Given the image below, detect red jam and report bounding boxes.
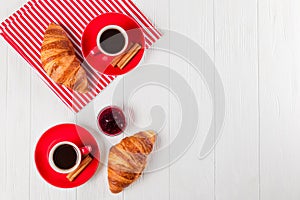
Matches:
[97,106,126,136]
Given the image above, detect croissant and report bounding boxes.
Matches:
[108,130,157,193]
[41,23,89,93]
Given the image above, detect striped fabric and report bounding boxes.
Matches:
[0,0,161,113]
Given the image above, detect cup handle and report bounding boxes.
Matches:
[79,145,92,155]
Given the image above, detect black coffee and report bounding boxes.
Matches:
[53,144,78,170]
[100,29,126,54]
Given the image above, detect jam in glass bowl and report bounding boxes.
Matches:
[97,106,126,136]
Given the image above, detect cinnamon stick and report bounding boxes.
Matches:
[119,44,141,69]
[66,155,93,182]
[110,43,134,67]
[116,43,141,69]
[111,54,125,67]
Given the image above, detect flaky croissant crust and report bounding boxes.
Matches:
[108,130,156,193]
[41,23,89,93]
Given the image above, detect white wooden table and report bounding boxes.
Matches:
[1,0,300,199]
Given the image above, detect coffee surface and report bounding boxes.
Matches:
[100,29,126,54]
[53,144,78,170]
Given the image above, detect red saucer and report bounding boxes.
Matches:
[81,13,145,76]
[34,124,100,188]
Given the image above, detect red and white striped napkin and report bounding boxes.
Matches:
[0,0,161,113]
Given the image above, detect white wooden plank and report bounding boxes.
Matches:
[123,1,170,200]
[259,0,300,199]
[0,33,9,200]
[2,45,31,200]
[0,1,32,199]
[214,0,260,199]
[0,4,10,199]
[169,0,215,199]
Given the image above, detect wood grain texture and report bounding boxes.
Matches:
[169,0,215,199]
[3,43,31,200]
[0,39,8,200]
[0,1,31,199]
[214,0,260,199]
[259,0,300,199]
